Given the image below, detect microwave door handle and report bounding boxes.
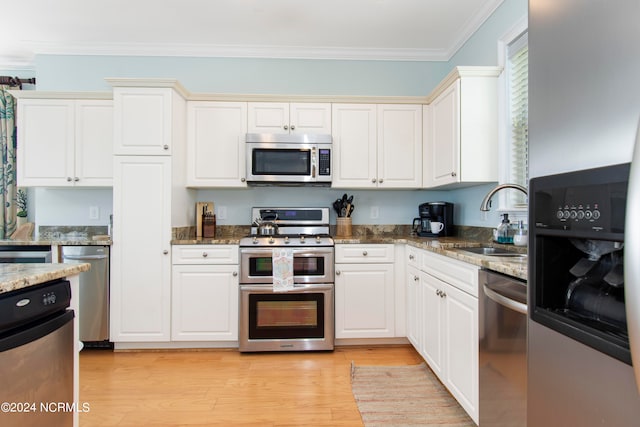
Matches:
[626,117,640,393]
[311,147,317,178]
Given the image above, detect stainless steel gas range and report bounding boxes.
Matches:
[238,207,335,352]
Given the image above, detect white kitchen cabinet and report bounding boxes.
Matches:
[112,85,187,155]
[186,101,248,187]
[111,155,173,342]
[247,102,331,134]
[331,103,422,188]
[171,245,239,341]
[16,98,113,187]
[406,265,422,349]
[423,66,501,188]
[335,244,395,339]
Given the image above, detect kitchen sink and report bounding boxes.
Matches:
[459,247,527,257]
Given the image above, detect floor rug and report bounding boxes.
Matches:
[350,362,476,427]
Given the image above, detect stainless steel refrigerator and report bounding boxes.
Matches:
[528,0,640,426]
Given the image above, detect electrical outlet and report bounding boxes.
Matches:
[218,206,228,220]
[370,206,379,219]
[89,206,99,220]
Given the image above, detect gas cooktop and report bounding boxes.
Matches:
[240,207,333,247]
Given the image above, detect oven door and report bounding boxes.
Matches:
[240,247,334,284]
[239,283,334,352]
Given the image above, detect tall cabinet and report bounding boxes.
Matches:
[108,79,195,346]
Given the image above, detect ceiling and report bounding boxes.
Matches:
[1,0,504,69]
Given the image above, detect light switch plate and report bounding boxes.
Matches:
[89,206,99,220]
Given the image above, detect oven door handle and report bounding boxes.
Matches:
[240,284,334,292]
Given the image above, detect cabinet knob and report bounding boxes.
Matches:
[67,177,72,182]
[202,252,208,257]
[336,270,341,275]
[163,250,169,255]
[441,291,447,298]
[362,251,368,256]
[284,125,289,130]
[74,177,79,182]
[372,178,377,183]
[290,125,295,130]
[379,179,384,183]
[409,254,414,260]
[451,172,457,177]
[241,177,246,182]
[414,275,419,281]
[233,271,238,277]
[436,289,441,297]
[163,145,169,150]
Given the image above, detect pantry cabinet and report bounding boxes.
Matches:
[335,244,395,338]
[16,97,113,187]
[423,66,502,188]
[247,102,331,134]
[331,104,422,188]
[186,101,248,187]
[171,245,239,341]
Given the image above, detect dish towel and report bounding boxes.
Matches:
[272,248,294,292]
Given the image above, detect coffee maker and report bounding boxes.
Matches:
[412,202,454,237]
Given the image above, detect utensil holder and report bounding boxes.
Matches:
[336,217,352,238]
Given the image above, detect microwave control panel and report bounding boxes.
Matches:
[318,149,331,176]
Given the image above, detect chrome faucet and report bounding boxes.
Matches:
[480,183,528,211]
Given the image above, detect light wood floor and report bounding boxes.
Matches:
[79,345,423,427]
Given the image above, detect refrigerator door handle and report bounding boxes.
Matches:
[625,117,640,392]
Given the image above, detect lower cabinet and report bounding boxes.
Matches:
[406,247,479,424]
[335,244,395,339]
[171,245,239,342]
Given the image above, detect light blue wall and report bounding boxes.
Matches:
[26,0,527,230]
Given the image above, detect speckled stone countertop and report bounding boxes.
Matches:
[0,225,112,246]
[172,224,528,281]
[0,262,91,294]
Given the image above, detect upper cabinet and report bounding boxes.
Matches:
[332,103,422,189]
[248,102,331,134]
[186,101,248,187]
[423,66,502,189]
[16,97,113,187]
[113,86,187,156]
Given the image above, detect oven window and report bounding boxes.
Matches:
[252,149,311,176]
[249,256,325,277]
[248,293,324,339]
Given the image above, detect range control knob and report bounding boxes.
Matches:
[593,210,601,220]
[268,237,274,244]
[252,236,259,244]
[316,236,322,243]
[300,235,306,243]
[284,236,290,244]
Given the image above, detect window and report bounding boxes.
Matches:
[498,17,528,212]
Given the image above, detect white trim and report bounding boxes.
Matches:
[496,15,528,214]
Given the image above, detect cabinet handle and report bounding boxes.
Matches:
[362,251,368,256]
[372,178,377,183]
[202,252,208,257]
[163,250,169,255]
[233,271,238,277]
[284,125,289,130]
[451,172,457,177]
[336,270,341,275]
[164,145,169,150]
[291,125,296,131]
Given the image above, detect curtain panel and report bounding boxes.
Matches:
[0,85,18,238]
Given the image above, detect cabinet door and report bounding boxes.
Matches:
[406,265,422,349]
[75,100,113,186]
[16,99,75,186]
[113,87,173,155]
[289,103,331,134]
[111,156,172,342]
[331,104,377,188]
[426,80,460,187]
[172,264,239,341]
[247,102,289,134]
[421,271,445,378]
[377,104,422,188]
[443,281,479,423]
[187,101,248,187]
[335,263,395,338]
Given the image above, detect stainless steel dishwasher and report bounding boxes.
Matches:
[479,269,527,426]
[62,245,110,344]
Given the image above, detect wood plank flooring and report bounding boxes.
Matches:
[79,345,423,427]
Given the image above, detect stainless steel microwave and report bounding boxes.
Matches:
[245,133,332,185]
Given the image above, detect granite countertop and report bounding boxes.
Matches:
[0,226,113,246]
[0,238,112,246]
[0,262,91,294]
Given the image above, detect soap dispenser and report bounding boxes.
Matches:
[496,213,513,244]
[514,220,528,246]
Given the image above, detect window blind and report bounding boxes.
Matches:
[508,33,528,208]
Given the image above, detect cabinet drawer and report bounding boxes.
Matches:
[172,245,239,264]
[335,244,394,263]
[406,245,422,268]
[421,250,479,297]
